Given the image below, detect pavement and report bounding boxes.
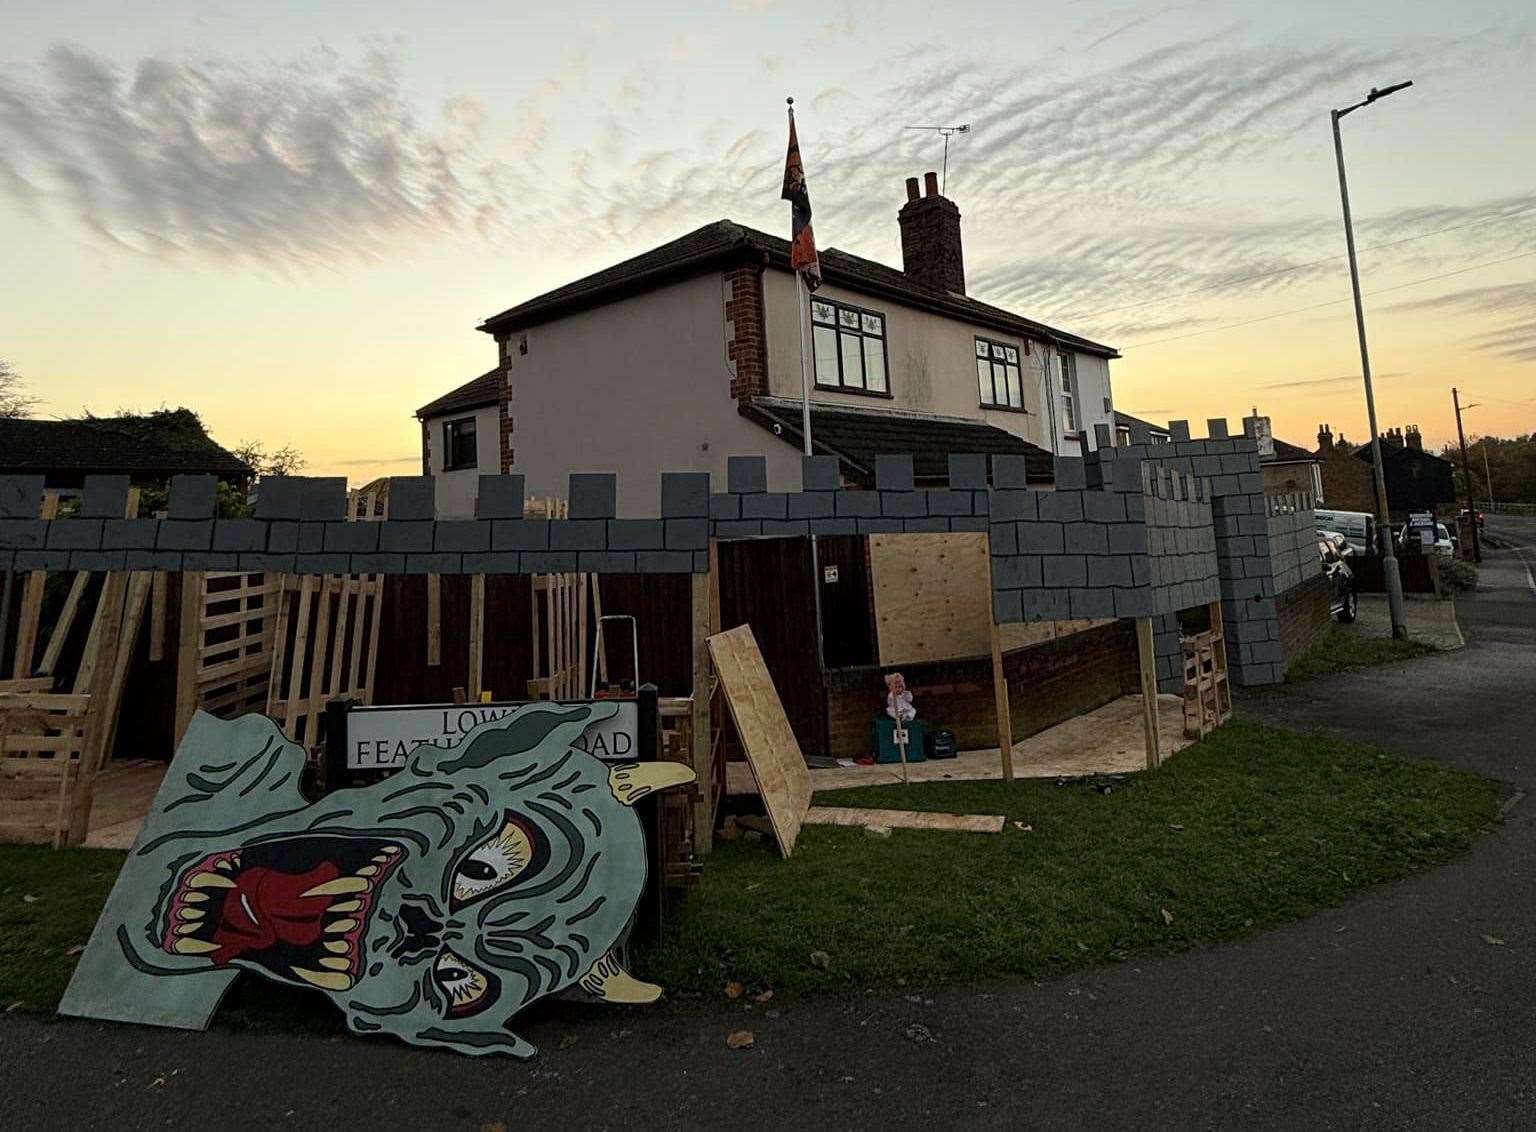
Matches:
[1348,591,1465,650]
[4,518,1534,1130]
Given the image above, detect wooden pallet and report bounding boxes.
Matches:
[0,690,89,846]
[1181,604,1232,739]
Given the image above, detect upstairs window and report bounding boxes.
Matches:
[1057,353,1078,433]
[811,298,889,395]
[443,416,478,471]
[976,338,1024,410]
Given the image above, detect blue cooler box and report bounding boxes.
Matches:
[872,716,927,764]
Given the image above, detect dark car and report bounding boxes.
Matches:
[1319,536,1357,622]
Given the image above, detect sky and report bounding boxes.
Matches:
[1,0,1533,483]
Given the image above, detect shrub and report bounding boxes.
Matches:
[1439,559,1478,592]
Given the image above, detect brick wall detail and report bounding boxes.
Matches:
[723,264,768,400]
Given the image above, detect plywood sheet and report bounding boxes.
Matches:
[805,806,1005,834]
[869,532,991,665]
[707,624,811,857]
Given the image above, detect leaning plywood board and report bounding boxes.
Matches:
[869,532,991,665]
[805,807,1005,834]
[707,624,812,858]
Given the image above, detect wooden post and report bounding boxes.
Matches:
[467,573,485,700]
[148,570,168,662]
[1136,616,1161,770]
[174,571,206,746]
[690,569,714,853]
[989,616,1014,783]
[426,574,442,667]
[38,571,90,676]
[11,493,60,676]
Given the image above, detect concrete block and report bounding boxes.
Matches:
[800,455,840,492]
[1021,589,1071,621]
[987,522,1017,555]
[809,518,858,536]
[349,554,407,574]
[389,476,438,520]
[295,553,351,575]
[80,475,132,519]
[1125,494,1145,521]
[299,477,348,521]
[147,551,185,571]
[661,471,711,516]
[1070,588,1116,619]
[1206,418,1229,439]
[995,554,1042,589]
[577,551,637,574]
[1107,525,1146,554]
[68,550,125,571]
[548,519,607,551]
[742,492,789,521]
[168,474,218,519]
[713,520,762,540]
[119,550,159,570]
[993,590,1023,624]
[1065,524,1109,555]
[693,552,711,573]
[45,519,103,551]
[991,490,1035,522]
[1017,521,1065,555]
[1038,491,1083,523]
[156,520,212,551]
[835,491,881,518]
[949,517,989,533]
[727,456,767,494]
[0,519,46,551]
[1043,556,1087,588]
[635,551,694,573]
[992,454,1030,489]
[379,521,436,553]
[875,454,914,491]
[0,476,45,519]
[211,520,267,552]
[902,517,950,533]
[1054,456,1087,489]
[325,522,381,553]
[857,518,904,534]
[264,521,298,553]
[405,553,464,575]
[787,492,835,519]
[255,477,304,520]
[607,519,663,551]
[476,475,528,520]
[665,518,710,550]
[760,519,811,537]
[881,491,927,518]
[710,493,740,521]
[948,453,988,490]
[435,520,491,553]
[1114,588,1152,618]
[1169,420,1191,442]
[236,553,292,572]
[297,524,325,553]
[1237,473,1264,494]
[459,552,514,574]
[182,552,240,571]
[1083,492,1125,523]
[1093,422,1114,449]
[568,473,617,519]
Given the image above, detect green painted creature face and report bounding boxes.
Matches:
[124,702,655,1058]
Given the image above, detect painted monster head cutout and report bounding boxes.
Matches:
[59,702,694,1058]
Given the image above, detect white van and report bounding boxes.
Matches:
[1313,509,1377,555]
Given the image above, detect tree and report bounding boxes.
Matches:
[230,440,307,478]
[0,359,36,418]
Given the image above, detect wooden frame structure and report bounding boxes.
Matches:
[1181,601,1232,739]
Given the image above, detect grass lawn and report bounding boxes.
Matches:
[0,720,1499,1023]
[1286,629,1436,682]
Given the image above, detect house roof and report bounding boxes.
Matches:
[0,416,252,480]
[1112,411,1170,439]
[415,368,503,419]
[1265,437,1317,464]
[476,220,1118,359]
[741,397,1055,484]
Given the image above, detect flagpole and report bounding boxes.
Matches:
[789,98,814,457]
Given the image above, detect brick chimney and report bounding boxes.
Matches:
[1379,427,1404,451]
[1404,424,1423,451]
[1317,424,1333,453]
[898,171,965,294]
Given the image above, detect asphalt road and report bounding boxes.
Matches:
[4,532,1533,1131]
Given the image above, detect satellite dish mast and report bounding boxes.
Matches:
[903,124,971,194]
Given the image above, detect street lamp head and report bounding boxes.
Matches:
[1366,80,1414,103]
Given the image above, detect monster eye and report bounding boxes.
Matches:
[432,948,497,1018]
[451,813,544,909]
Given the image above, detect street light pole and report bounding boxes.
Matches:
[1452,387,1481,562]
[1331,81,1412,640]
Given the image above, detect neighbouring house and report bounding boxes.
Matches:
[416,170,1120,515]
[0,411,252,496]
[1313,423,1455,519]
[1261,437,1323,498]
[1113,411,1171,447]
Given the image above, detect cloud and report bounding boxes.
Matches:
[0,45,504,265]
[1382,280,1536,361]
[331,454,421,467]
[1257,371,1406,390]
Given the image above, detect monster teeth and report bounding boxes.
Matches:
[300,876,369,899]
[372,854,391,864]
[182,891,209,904]
[326,918,358,935]
[328,900,362,914]
[380,846,399,855]
[178,907,204,922]
[172,937,219,955]
[291,967,353,992]
[319,956,351,971]
[356,866,379,878]
[215,859,233,872]
[175,922,204,936]
[189,872,235,889]
[324,940,350,955]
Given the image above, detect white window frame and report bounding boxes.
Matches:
[975,337,1025,411]
[1057,353,1078,434]
[810,297,889,396]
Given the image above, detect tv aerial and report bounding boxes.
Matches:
[903,124,971,194]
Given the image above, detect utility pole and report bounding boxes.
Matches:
[1452,387,1481,562]
[1332,81,1412,639]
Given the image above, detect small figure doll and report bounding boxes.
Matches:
[884,671,916,723]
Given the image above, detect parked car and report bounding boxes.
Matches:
[1397,521,1456,557]
[1313,508,1377,556]
[1319,536,1357,622]
[1459,507,1485,530]
[1317,529,1354,558]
